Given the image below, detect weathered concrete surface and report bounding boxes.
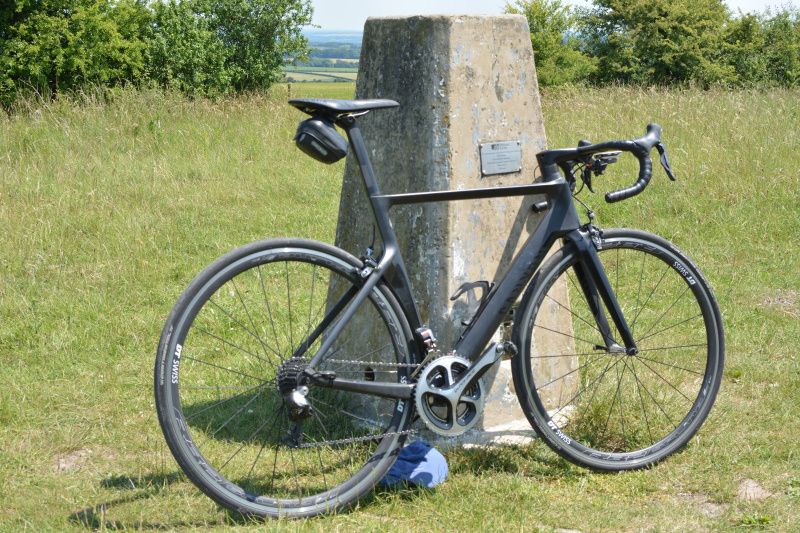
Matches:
[334,15,576,442]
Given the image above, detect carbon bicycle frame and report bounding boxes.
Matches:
[304,117,637,401]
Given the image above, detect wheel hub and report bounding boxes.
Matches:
[277,358,312,421]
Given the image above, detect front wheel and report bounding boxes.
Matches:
[155,239,417,518]
[512,229,724,470]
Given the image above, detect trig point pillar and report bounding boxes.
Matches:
[334,15,576,444]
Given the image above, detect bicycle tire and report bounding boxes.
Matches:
[511,229,724,470]
[155,239,417,518]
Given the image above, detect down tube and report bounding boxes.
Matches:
[454,189,581,361]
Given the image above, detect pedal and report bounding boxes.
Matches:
[450,281,493,326]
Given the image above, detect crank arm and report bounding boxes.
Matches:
[438,342,515,405]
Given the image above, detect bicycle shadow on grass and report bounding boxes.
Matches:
[446,440,587,481]
[68,471,238,530]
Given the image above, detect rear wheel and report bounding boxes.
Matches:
[512,229,724,470]
[155,239,417,518]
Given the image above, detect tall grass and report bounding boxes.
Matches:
[1,84,798,531]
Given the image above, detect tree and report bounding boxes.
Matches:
[197,0,313,91]
[147,0,231,96]
[761,10,800,86]
[581,0,734,86]
[723,14,768,86]
[505,0,596,86]
[0,0,150,104]
[1,0,313,105]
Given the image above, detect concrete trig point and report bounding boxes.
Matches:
[334,15,577,445]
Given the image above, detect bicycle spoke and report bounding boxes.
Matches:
[310,405,355,479]
[218,412,272,474]
[545,293,604,338]
[531,350,610,359]
[633,249,646,336]
[535,353,611,392]
[629,263,670,330]
[636,358,693,403]
[315,445,329,493]
[206,298,279,365]
[599,360,625,444]
[616,360,628,449]
[633,354,704,376]
[637,343,707,353]
[637,313,703,344]
[268,412,284,494]
[288,433,302,499]
[183,354,265,383]
[313,396,385,431]
[636,284,691,341]
[533,322,601,347]
[304,265,318,344]
[285,262,295,352]
[549,356,620,420]
[244,407,283,486]
[629,358,676,429]
[196,325,278,372]
[210,388,265,438]
[628,358,654,445]
[257,264,286,358]
[186,382,268,422]
[232,276,271,350]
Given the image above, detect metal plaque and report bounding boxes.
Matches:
[480,140,522,177]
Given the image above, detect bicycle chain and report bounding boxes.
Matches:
[323,358,421,369]
[298,429,417,449]
[296,351,470,447]
[297,356,431,449]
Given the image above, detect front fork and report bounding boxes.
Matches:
[566,227,639,355]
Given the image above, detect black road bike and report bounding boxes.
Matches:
[155,98,724,518]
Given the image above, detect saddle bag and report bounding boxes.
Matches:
[294,117,348,164]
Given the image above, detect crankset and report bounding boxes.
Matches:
[415,342,516,437]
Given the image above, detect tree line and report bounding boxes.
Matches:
[508,0,800,87]
[2,0,799,108]
[0,0,312,106]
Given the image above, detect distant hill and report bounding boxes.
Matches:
[303,29,363,47]
[285,29,362,82]
[302,29,363,60]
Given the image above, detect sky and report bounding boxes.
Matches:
[310,0,798,30]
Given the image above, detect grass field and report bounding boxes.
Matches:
[1,83,799,531]
[285,71,358,82]
[284,63,360,83]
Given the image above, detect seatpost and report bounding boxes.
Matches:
[340,116,383,198]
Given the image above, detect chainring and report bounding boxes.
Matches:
[414,354,485,437]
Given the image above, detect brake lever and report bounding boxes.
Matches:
[581,151,622,193]
[656,143,676,181]
[581,165,595,193]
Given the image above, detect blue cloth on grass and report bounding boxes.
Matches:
[381,441,448,489]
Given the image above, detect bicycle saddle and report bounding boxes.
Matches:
[289,98,400,117]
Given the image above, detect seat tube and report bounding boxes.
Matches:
[566,229,638,354]
[341,119,396,251]
[340,117,423,330]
